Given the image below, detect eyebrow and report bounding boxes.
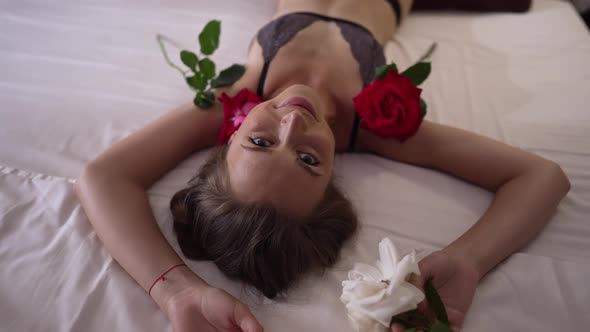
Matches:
[240,144,322,177]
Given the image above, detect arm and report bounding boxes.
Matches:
[75,99,263,332]
[363,121,570,330]
[74,102,223,309]
[358,120,571,278]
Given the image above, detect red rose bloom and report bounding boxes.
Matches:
[216,88,261,144]
[353,70,423,142]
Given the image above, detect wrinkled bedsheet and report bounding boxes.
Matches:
[1,0,589,331]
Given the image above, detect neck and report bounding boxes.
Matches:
[265,68,328,100]
[266,70,337,117]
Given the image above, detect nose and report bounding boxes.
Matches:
[280,110,307,145]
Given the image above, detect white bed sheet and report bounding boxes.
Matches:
[1,0,589,331]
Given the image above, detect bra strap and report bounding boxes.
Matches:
[387,0,402,25]
[257,61,271,98]
[348,113,362,152]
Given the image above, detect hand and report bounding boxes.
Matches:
[391,250,480,332]
[166,285,263,332]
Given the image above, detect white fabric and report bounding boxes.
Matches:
[1,0,589,331]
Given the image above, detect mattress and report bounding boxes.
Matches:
[1,0,589,331]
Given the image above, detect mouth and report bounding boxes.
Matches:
[278,96,318,122]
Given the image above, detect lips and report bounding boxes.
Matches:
[278,96,318,121]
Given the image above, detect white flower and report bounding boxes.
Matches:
[341,238,425,332]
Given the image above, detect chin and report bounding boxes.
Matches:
[282,84,317,98]
[280,84,326,116]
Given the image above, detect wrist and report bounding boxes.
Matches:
[442,246,483,281]
[149,264,208,317]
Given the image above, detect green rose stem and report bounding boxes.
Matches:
[156,34,190,77]
[390,279,453,332]
[157,20,246,109]
[417,42,437,63]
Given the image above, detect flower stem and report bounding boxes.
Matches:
[156,34,190,77]
[417,42,437,63]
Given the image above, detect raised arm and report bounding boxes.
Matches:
[360,120,570,277]
[74,100,262,331]
[358,120,570,330]
[75,101,222,290]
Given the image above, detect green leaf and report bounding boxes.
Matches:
[425,280,449,325]
[210,64,246,88]
[374,63,399,81]
[420,98,428,118]
[198,58,216,81]
[401,62,431,86]
[194,91,215,109]
[199,20,221,55]
[180,50,198,71]
[430,321,453,332]
[186,73,206,91]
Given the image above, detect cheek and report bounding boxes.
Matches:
[319,125,336,150]
[314,126,336,165]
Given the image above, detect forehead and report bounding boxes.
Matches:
[226,143,327,217]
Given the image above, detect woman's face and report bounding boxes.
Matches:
[227,84,336,217]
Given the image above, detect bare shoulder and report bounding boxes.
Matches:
[213,38,264,96]
[358,120,557,191]
[86,69,259,188]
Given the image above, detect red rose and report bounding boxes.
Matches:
[216,88,261,144]
[353,70,423,142]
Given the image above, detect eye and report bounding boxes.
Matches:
[298,152,320,166]
[249,136,273,148]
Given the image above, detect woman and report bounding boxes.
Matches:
[74,0,566,332]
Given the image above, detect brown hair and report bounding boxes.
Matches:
[170,145,358,298]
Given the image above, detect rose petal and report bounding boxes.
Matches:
[216,88,261,144]
[353,70,424,141]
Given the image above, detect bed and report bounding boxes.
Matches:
[1,0,589,331]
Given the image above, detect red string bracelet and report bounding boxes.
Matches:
[148,263,187,296]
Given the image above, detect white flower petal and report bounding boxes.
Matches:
[341,238,426,332]
[348,310,389,332]
[349,262,384,282]
[341,280,385,306]
[376,238,400,279]
[386,251,421,294]
[355,282,426,326]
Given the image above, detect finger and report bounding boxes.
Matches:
[408,276,429,315]
[408,273,422,288]
[446,306,465,330]
[234,303,263,332]
[416,300,429,314]
[413,265,430,289]
[391,323,405,332]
